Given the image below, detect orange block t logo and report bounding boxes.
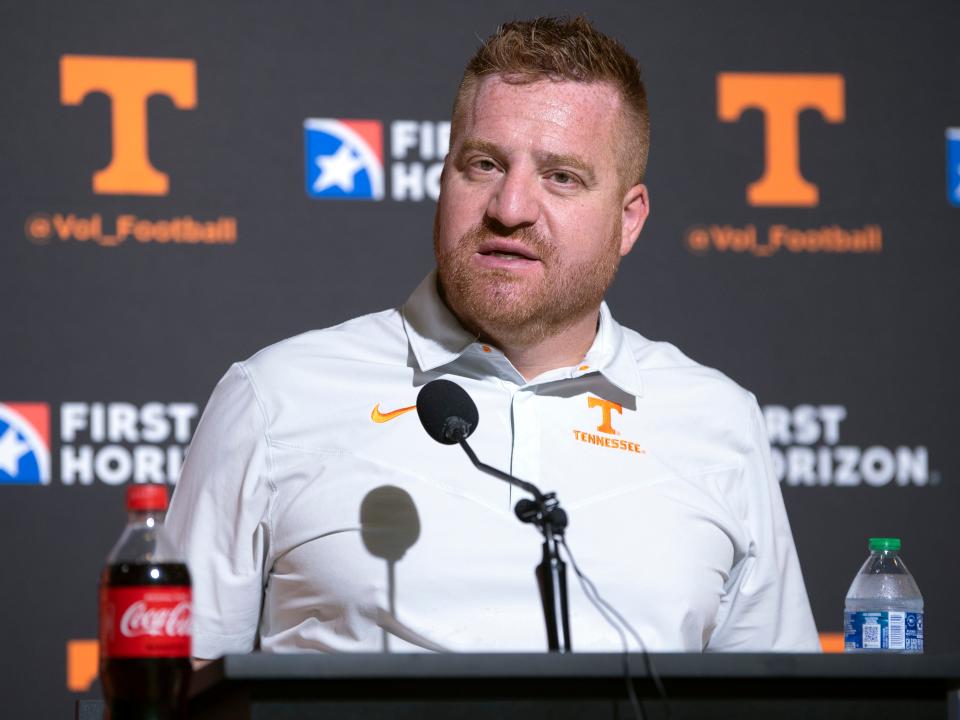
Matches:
[587,396,622,436]
[66,639,98,691]
[60,55,197,196]
[717,73,845,207]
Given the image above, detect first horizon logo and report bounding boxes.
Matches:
[0,402,199,486]
[947,127,960,207]
[304,118,449,202]
[764,404,933,487]
[305,119,385,200]
[0,403,51,485]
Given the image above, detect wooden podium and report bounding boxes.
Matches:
[77,652,960,719]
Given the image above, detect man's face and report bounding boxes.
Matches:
[435,75,648,345]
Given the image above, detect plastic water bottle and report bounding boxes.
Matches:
[844,537,923,653]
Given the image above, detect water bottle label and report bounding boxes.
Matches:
[99,585,192,658]
[844,611,923,651]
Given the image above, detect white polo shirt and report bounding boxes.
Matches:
[166,272,820,658]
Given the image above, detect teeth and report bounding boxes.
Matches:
[491,252,523,259]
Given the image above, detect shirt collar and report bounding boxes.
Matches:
[401,271,477,372]
[401,271,644,398]
[585,302,644,398]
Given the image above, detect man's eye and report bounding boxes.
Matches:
[550,171,577,185]
[473,159,497,172]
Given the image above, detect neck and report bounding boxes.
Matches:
[482,309,600,381]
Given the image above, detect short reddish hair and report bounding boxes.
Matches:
[451,16,650,187]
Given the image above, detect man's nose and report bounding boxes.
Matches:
[485,169,540,229]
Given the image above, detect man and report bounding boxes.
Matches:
[167,16,820,658]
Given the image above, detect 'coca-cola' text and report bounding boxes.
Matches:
[99,586,191,658]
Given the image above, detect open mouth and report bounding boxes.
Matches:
[485,251,532,260]
[476,240,540,262]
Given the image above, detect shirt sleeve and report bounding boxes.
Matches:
[706,393,821,652]
[165,362,273,659]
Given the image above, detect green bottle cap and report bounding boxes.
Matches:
[868,537,901,552]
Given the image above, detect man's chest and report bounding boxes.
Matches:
[263,366,737,499]
[258,369,747,651]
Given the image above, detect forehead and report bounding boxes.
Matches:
[458,75,624,164]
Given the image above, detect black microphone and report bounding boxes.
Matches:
[416,379,548,504]
[416,379,479,444]
[415,378,572,653]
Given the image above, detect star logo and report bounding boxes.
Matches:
[948,127,960,207]
[313,143,365,194]
[0,403,51,485]
[0,427,29,476]
[304,118,384,200]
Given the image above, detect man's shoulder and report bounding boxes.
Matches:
[241,306,407,383]
[619,325,756,409]
[196,307,412,445]
[617,326,767,464]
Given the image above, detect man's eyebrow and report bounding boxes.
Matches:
[538,151,595,183]
[457,138,501,158]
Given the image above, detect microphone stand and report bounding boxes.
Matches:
[457,439,571,653]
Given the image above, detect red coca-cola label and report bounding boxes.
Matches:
[99,585,191,658]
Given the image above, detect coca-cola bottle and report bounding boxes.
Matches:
[99,484,192,719]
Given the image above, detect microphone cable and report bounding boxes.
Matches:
[558,537,671,720]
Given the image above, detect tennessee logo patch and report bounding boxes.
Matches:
[573,395,645,455]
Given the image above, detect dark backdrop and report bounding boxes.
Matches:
[2,1,958,716]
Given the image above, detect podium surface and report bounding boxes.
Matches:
[79,652,960,719]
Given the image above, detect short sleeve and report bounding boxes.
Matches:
[707,393,821,652]
[166,362,273,659]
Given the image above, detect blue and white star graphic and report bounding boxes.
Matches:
[313,143,366,194]
[0,405,50,485]
[948,127,960,208]
[0,426,29,476]
[304,119,385,200]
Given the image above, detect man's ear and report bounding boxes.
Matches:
[620,183,649,256]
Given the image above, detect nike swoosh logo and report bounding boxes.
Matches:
[371,403,416,423]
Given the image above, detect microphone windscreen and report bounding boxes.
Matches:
[416,379,479,444]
